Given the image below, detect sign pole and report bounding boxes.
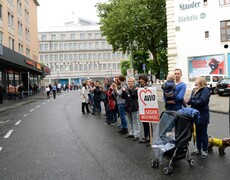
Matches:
[28,71,29,98]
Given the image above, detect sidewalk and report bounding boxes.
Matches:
[0,92,47,113]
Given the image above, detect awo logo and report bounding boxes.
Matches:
[139,89,155,106]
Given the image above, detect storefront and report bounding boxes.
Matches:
[0,45,49,95]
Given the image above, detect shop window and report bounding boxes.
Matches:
[220,20,230,42]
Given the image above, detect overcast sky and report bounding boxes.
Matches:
[37,0,108,28]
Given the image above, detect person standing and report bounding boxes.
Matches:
[185,77,210,159]
[138,75,151,144]
[81,82,90,114]
[0,84,4,104]
[91,81,102,115]
[114,75,128,135]
[52,84,57,99]
[165,68,186,111]
[46,86,50,99]
[122,77,140,141]
[18,83,24,100]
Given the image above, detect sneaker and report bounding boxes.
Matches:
[191,149,201,156]
[201,151,208,159]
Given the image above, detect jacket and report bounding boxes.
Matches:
[122,87,139,112]
[188,87,210,124]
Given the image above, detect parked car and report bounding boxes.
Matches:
[200,74,227,94]
[216,78,230,96]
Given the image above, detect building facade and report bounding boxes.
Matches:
[0,0,46,93]
[166,0,230,86]
[39,22,128,85]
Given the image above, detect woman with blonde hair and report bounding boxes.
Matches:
[185,76,210,159]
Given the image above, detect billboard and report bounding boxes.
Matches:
[188,54,225,81]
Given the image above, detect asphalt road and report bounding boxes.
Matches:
[0,91,230,180]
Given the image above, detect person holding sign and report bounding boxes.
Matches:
[165,68,186,111]
[138,75,151,145]
[122,77,140,141]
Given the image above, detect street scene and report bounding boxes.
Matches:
[0,0,230,179]
[0,90,229,179]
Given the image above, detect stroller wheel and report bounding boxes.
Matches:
[188,159,195,167]
[151,159,159,168]
[163,166,173,175]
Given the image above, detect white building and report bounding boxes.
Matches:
[38,19,128,85]
[166,0,230,87]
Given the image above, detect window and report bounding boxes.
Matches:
[78,43,82,49]
[219,0,230,5]
[9,37,15,50]
[64,54,68,61]
[83,43,87,49]
[61,34,66,40]
[0,4,3,19]
[205,31,209,38]
[0,32,3,44]
[95,42,99,49]
[74,43,77,50]
[69,43,73,50]
[103,53,106,59]
[102,42,105,49]
[45,55,49,61]
[74,54,77,60]
[99,64,102,70]
[55,54,58,61]
[88,53,92,60]
[70,34,75,40]
[25,9,29,23]
[88,33,92,39]
[25,28,30,41]
[83,54,87,60]
[59,43,63,50]
[50,55,54,61]
[59,54,63,61]
[80,33,85,39]
[8,12,14,27]
[51,34,56,40]
[18,43,23,54]
[17,0,22,14]
[64,43,68,50]
[40,55,44,61]
[18,21,23,35]
[220,20,230,42]
[69,54,73,61]
[95,33,99,39]
[79,54,82,60]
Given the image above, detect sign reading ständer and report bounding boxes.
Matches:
[138,87,159,123]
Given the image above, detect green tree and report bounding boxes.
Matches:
[120,60,130,76]
[97,0,167,78]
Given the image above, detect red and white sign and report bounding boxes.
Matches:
[138,87,159,123]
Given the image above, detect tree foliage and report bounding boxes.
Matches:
[96,0,168,77]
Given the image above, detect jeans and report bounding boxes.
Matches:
[93,101,101,113]
[108,111,117,124]
[196,124,208,152]
[127,111,140,138]
[117,103,127,129]
[82,102,90,113]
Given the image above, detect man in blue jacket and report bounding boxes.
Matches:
[165,68,186,111]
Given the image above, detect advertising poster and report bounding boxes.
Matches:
[188,54,225,81]
[138,87,159,123]
[228,54,230,77]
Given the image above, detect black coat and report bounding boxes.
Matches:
[188,87,210,124]
[122,87,139,112]
[93,86,102,102]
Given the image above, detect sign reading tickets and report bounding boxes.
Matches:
[138,87,159,123]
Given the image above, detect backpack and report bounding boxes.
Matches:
[100,91,107,101]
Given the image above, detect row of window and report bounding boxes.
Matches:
[41,32,103,41]
[48,63,120,73]
[40,52,127,62]
[40,41,112,51]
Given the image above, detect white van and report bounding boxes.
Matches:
[200,74,227,94]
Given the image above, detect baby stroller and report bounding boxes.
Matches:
[151,110,196,175]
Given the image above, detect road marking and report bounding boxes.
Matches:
[4,130,14,138]
[42,103,46,105]
[36,105,40,108]
[0,147,2,152]
[23,114,28,117]
[30,109,34,112]
[15,120,21,125]
[0,120,10,124]
[47,100,50,103]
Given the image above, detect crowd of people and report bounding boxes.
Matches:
[80,68,211,159]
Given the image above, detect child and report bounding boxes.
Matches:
[161,74,177,109]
